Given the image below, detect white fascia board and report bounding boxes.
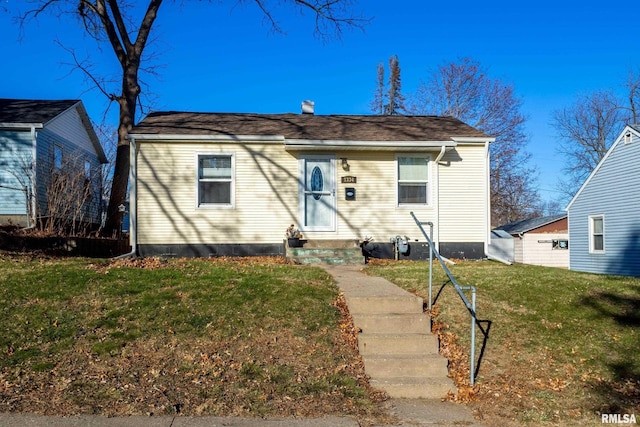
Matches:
[284,139,457,151]
[450,136,496,144]
[0,123,44,129]
[127,134,285,143]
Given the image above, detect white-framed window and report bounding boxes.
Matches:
[397,155,430,205]
[197,153,234,208]
[589,215,605,253]
[54,145,63,171]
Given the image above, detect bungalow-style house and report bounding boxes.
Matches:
[566,124,640,277]
[127,104,494,259]
[0,99,108,228]
[494,214,568,268]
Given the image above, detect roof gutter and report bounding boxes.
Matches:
[0,123,43,129]
[284,139,457,151]
[127,134,285,142]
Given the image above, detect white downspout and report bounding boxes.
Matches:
[433,145,446,251]
[115,137,137,259]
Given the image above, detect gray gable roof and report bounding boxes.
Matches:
[0,99,79,125]
[496,214,567,234]
[131,112,490,141]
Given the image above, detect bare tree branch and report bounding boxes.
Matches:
[552,90,629,198]
[408,57,537,225]
[17,0,368,235]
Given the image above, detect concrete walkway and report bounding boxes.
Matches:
[0,264,485,427]
[322,263,485,427]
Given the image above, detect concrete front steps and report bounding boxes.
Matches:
[286,239,363,265]
[348,285,455,399]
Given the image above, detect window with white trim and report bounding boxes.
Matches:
[197,154,234,207]
[590,215,604,253]
[397,156,429,205]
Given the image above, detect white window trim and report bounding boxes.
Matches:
[589,214,605,254]
[196,152,235,209]
[395,154,432,207]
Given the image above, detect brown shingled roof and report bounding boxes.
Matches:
[131,112,490,141]
[0,99,79,124]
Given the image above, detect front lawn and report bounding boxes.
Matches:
[0,254,387,422]
[366,260,640,426]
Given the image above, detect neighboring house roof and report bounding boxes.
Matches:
[566,124,640,210]
[130,112,491,142]
[0,99,79,125]
[0,98,107,163]
[495,214,567,235]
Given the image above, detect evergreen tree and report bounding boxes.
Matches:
[370,55,405,115]
[370,62,386,115]
[385,55,405,115]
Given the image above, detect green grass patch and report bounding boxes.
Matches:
[0,255,386,421]
[366,260,640,426]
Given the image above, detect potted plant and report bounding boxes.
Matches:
[285,224,303,248]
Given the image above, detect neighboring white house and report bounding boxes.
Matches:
[566,124,640,277]
[127,105,494,258]
[495,214,569,268]
[0,99,108,228]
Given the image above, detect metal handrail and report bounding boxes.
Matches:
[410,211,480,386]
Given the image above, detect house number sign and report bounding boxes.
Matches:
[341,176,357,184]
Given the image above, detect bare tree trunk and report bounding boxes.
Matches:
[103,65,139,236]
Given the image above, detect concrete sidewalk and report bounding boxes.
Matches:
[0,263,485,427]
[0,414,359,427]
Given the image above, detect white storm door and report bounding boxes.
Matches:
[299,156,336,231]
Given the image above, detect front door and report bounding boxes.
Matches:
[299,156,336,232]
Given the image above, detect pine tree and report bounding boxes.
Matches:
[385,55,405,115]
[370,55,405,115]
[370,62,386,115]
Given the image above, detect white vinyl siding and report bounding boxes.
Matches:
[438,145,488,243]
[520,233,569,268]
[135,141,489,247]
[137,142,298,244]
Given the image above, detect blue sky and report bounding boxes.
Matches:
[2,0,639,206]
